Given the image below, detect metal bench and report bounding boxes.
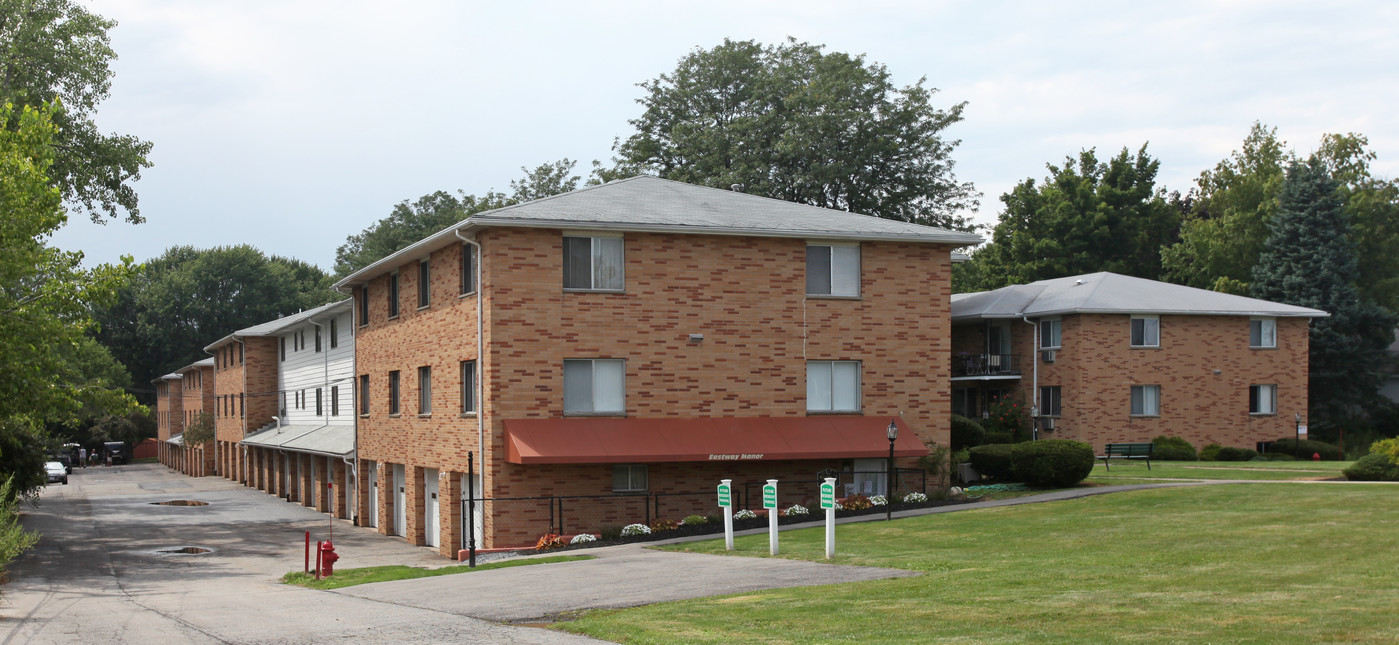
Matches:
[1099,442,1153,470]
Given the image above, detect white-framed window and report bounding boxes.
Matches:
[331,385,339,417]
[330,318,338,348]
[612,464,648,492]
[1249,384,1276,415]
[563,235,624,291]
[806,360,861,412]
[387,271,400,318]
[806,243,860,297]
[1250,318,1277,348]
[418,366,432,415]
[418,259,431,308]
[1130,315,1160,348]
[358,286,369,327]
[1130,385,1160,416]
[358,374,369,416]
[563,359,625,414]
[460,360,476,414]
[1040,385,1062,417]
[460,243,476,295]
[388,370,401,416]
[1040,319,1062,349]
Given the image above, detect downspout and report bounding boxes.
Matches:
[1022,317,1039,437]
[236,337,248,482]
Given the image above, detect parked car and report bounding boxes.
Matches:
[45,461,68,485]
[104,441,127,465]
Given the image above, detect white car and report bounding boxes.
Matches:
[45,461,68,485]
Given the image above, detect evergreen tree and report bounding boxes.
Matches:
[1250,158,1397,429]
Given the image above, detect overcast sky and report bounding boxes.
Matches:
[51,0,1399,272]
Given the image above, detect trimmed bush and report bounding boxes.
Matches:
[1216,446,1259,461]
[951,415,986,449]
[1343,453,1399,481]
[983,431,1014,445]
[1269,438,1341,461]
[1152,435,1197,461]
[680,514,709,526]
[1010,439,1095,488]
[968,443,1015,481]
[1199,443,1222,461]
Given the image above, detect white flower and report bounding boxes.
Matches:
[903,492,928,503]
[620,523,651,536]
[785,504,809,516]
[569,533,597,544]
[733,509,757,519]
[869,495,888,506]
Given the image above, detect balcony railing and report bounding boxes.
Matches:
[952,353,1022,378]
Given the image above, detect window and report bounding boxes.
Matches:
[239,392,244,418]
[1250,318,1277,348]
[315,387,323,416]
[1249,384,1276,415]
[279,391,287,417]
[238,343,244,364]
[460,360,476,414]
[563,235,624,290]
[418,366,432,415]
[460,243,476,295]
[358,286,369,327]
[806,244,860,297]
[330,318,339,348]
[612,465,648,492]
[1130,316,1159,347]
[1040,386,1062,417]
[280,337,286,361]
[806,360,861,412]
[418,259,431,308]
[388,370,401,415]
[1040,319,1062,349]
[1131,385,1160,416]
[359,375,369,415]
[330,385,339,416]
[563,359,625,414]
[388,271,400,318]
[314,326,322,352]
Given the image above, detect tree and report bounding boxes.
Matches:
[1249,158,1397,430]
[0,0,153,223]
[334,159,582,277]
[1315,133,1399,315]
[93,245,335,391]
[960,145,1179,290]
[608,38,978,230]
[0,101,138,500]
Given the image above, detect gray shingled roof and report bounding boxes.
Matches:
[241,424,353,457]
[203,299,350,352]
[335,175,982,289]
[952,272,1329,320]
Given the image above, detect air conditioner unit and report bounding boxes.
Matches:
[1041,417,1055,430]
[1041,349,1056,363]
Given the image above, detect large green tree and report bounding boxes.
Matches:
[1250,158,1397,430]
[94,246,335,391]
[0,0,152,223]
[959,145,1179,290]
[335,159,582,277]
[608,38,978,230]
[0,102,137,499]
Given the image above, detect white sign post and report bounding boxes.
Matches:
[717,479,733,551]
[763,479,778,555]
[820,477,836,559]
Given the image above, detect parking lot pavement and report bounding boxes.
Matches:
[3,463,608,644]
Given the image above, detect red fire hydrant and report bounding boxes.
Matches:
[1313,452,1321,462]
[319,540,339,577]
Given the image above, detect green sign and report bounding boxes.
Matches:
[762,483,777,509]
[717,483,732,508]
[819,482,835,510]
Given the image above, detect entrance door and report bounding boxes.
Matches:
[393,464,406,537]
[367,461,378,528]
[424,468,439,548]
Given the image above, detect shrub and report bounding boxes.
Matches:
[903,492,928,503]
[1367,437,1399,463]
[839,493,872,511]
[733,509,757,520]
[968,443,1016,481]
[951,415,986,449]
[1215,446,1258,461]
[599,525,623,540]
[535,534,566,551]
[984,397,1029,440]
[1343,453,1399,481]
[868,495,888,506]
[983,432,1014,445]
[1199,443,1222,461]
[1151,435,1198,461]
[680,514,708,526]
[1269,438,1341,461]
[1009,439,1095,488]
[620,523,651,537]
[649,518,678,531]
[568,533,597,544]
[784,504,809,517]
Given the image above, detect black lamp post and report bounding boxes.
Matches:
[886,420,898,522]
[1294,412,1302,459]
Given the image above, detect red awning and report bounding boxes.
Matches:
[504,416,928,465]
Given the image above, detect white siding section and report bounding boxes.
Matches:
[277,309,354,427]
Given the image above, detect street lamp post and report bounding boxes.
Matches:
[1294,412,1302,459]
[886,420,898,522]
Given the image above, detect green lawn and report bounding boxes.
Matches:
[558,484,1399,644]
[1087,459,1350,482]
[282,554,591,590]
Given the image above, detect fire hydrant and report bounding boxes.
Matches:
[319,540,339,577]
[1313,452,1321,462]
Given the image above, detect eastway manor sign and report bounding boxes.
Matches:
[708,453,764,460]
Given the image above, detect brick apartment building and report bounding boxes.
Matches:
[153,372,182,469]
[950,272,1327,450]
[160,358,216,475]
[334,176,980,555]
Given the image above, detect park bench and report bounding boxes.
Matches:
[1099,442,1153,470]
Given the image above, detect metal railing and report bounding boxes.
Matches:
[952,353,1022,377]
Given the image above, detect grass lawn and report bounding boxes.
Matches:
[1087,459,1350,482]
[558,483,1399,644]
[282,554,591,590]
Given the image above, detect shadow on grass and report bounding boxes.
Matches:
[282,554,593,590]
